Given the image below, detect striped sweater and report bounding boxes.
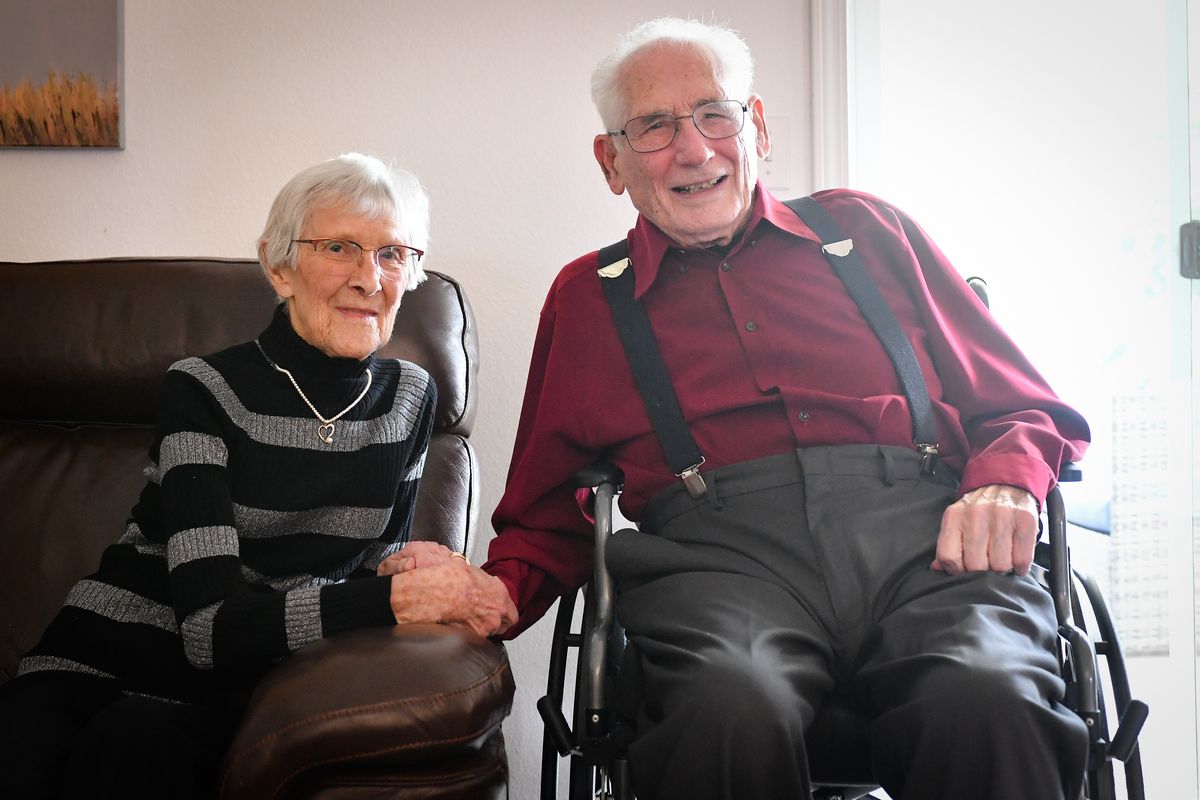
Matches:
[19,306,437,701]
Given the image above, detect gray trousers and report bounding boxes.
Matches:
[607,444,1088,800]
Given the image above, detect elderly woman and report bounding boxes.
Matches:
[0,153,516,799]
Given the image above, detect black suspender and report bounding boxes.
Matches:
[597,241,708,499]
[597,195,941,498]
[783,196,940,472]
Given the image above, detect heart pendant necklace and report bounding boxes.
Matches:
[255,340,372,444]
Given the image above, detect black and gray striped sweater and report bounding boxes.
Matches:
[19,306,436,701]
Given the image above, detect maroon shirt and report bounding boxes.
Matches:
[484,186,1089,636]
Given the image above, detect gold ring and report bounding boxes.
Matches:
[450,552,468,562]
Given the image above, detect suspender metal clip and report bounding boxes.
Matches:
[677,459,708,500]
[918,443,940,476]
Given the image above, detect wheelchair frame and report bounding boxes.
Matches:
[539,463,1148,800]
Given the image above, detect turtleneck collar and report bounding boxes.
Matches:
[256,304,377,381]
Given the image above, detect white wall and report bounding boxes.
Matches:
[847,2,1195,797]
[0,2,810,795]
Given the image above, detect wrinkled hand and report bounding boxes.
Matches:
[378,541,457,576]
[933,484,1039,576]
[389,560,518,638]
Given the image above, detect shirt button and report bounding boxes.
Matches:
[749,238,758,247]
[680,264,688,273]
[797,410,811,422]
[744,321,758,332]
[721,262,732,272]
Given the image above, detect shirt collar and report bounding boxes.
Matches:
[625,181,823,299]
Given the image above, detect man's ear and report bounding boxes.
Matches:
[748,95,771,160]
[593,134,627,196]
[261,242,295,300]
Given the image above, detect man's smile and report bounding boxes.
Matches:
[673,175,726,193]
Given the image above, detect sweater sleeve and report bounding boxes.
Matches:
[157,362,426,672]
[351,378,438,576]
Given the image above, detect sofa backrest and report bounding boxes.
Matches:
[0,258,481,682]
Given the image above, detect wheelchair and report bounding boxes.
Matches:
[537,459,1149,800]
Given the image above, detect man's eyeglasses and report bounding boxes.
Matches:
[293,238,423,281]
[608,100,749,153]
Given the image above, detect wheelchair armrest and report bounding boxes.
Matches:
[583,476,623,728]
[1059,461,1082,483]
[219,625,514,799]
[574,461,625,489]
[539,462,630,763]
[567,462,626,723]
[1042,461,1083,624]
[1044,486,1074,626]
[1043,484,1102,725]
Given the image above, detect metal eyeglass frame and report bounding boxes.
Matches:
[607,100,749,153]
[292,238,424,276]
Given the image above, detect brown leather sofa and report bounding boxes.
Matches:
[0,258,514,799]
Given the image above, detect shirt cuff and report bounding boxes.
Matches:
[957,452,1058,506]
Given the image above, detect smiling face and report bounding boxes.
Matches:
[263,202,407,359]
[593,43,770,249]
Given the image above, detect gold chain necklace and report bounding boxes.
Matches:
[255,339,372,444]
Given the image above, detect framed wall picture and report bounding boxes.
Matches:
[0,0,123,148]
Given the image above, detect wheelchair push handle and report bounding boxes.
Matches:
[965,275,989,308]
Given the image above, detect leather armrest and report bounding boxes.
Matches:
[219,624,514,799]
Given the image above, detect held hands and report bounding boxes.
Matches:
[377,541,458,576]
[383,543,517,638]
[933,484,1039,576]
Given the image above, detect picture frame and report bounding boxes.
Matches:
[0,0,124,148]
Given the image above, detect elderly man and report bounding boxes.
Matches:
[477,17,1089,800]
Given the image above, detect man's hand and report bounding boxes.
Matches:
[389,560,518,638]
[933,484,1039,576]
[377,541,457,576]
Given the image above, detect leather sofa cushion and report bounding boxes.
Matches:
[219,625,514,799]
[0,421,149,681]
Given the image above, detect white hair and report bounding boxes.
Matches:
[258,152,430,291]
[590,17,755,133]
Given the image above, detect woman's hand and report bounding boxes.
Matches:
[377,540,459,576]
[388,560,518,638]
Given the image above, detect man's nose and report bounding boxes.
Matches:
[672,117,714,163]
